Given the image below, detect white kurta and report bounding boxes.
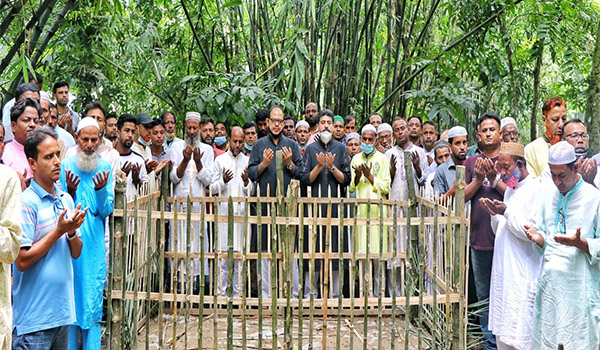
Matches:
[532,177,600,350]
[488,176,543,349]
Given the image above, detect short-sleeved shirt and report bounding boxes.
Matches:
[434,158,457,194]
[464,154,503,251]
[12,180,77,335]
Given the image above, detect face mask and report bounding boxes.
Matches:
[214,136,227,147]
[361,143,374,155]
[138,136,151,147]
[320,131,332,145]
[575,150,588,159]
[502,163,522,188]
[244,143,253,151]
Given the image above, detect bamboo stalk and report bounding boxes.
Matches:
[133,196,139,349]
[214,195,220,350]
[363,198,370,350]
[172,199,178,350]
[391,203,398,350]
[297,198,305,350]
[432,201,439,350]
[335,198,344,350]
[242,197,249,350]
[109,181,125,349]
[227,196,234,350]
[146,198,153,350]
[270,200,278,349]
[309,191,317,348]
[158,199,166,349]
[377,196,384,350]
[198,198,206,350]
[185,195,192,349]
[418,200,426,350]
[350,195,358,350]
[257,193,263,350]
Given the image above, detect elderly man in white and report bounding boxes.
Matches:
[210,126,252,297]
[168,111,215,293]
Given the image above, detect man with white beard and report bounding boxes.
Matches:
[168,111,215,293]
[59,118,113,349]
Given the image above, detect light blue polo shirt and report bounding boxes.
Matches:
[12,180,77,335]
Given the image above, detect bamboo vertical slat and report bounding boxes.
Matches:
[257,194,264,350]
[391,202,398,350]
[452,166,467,350]
[109,181,125,350]
[185,195,192,350]
[297,198,305,350]
[335,198,344,350]
[241,197,249,350]
[377,196,384,350]
[363,199,370,350]
[172,199,178,350]
[198,198,206,350]
[213,196,220,350]
[227,196,234,350]
[145,198,153,350]
[158,198,166,350]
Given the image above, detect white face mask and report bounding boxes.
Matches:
[320,131,332,145]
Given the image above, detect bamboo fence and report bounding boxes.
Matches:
[106,153,469,350]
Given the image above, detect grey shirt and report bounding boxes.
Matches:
[433,158,457,194]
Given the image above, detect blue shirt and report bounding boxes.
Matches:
[12,180,77,335]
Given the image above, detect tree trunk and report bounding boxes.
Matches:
[0,0,27,40]
[499,14,518,117]
[529,39,544,142]
[585,21,600,153]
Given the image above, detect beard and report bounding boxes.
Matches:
[76,147,99,173]
[185,134,201,148]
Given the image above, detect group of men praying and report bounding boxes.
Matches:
[0,79,598,350]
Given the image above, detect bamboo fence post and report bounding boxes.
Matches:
[418,200,426,349]
[133,196,139,349]
[284,181,298,350]
[363,199,371,350]
[109,181,125,349]
[297,198,305,350]
[145,198,153,350]
[172,199,178,350]
[309,192,317,348]
[335,198,344,350]
[432,200,439,350]
[322,199,332,350]
[185,195,192,349]
[377,195,384,350]
[198,198,206,350]
[227,196,234,350]
[404,197,412,350]
[270,200,278,349]
[158,198,166,349]
[350,198,358,350]
[242,197,249,350]
[214,195,220,350]
[257,193,264,350]
[452,166,467,350]
[391,202,398,350]
[445,199,452,345]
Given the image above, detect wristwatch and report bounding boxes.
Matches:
[331,166,337,173]
[287,163,294,170]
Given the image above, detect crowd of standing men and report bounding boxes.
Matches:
[0,77,598,350]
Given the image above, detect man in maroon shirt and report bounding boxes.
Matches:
[463,113,506,349]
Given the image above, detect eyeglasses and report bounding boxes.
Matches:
[503,131,519,137]
[269,118,284,125]
[565,133,589,140]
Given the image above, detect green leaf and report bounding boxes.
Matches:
[223,0,242,8]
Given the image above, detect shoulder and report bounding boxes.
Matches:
[0,164,19,183]
[525,137,547,151]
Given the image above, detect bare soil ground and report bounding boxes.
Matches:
[136,313,431,350]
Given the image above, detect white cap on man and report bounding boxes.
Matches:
[447,126,467,138]
[361,124,377,135]
[548,140,576,165]
[500,117,517,130]
[76,117,100,133]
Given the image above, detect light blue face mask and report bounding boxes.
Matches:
[138,136,151,147]
[244,143,253,151]
[361,143,374,155]
[214,136,227,146]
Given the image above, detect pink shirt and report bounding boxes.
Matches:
[1,140,32,179]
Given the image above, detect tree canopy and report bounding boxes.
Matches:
[1,0,599,145]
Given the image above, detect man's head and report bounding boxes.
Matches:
[407,115,422,141]
[369,113,382,129]
[267,106,285,138]
[200,117,215,145]
[40,98,50,126]
[10,98,40,145]
[105,114,119,141]
[184,112,202,146]
[361,124,377,155]
[421,121,437,150]
[377,123,393,151]
[295,120,310,146]
[346,132,361,157]
[52,81,70,107]
[15,83,40,102]
[317,109,334,145]
[229,126,245,157]
[542,97,567,145]
[344,115,356,134]
[83,101,107,136]
[333,115,345,141]
[447,126,468,163]
[136,113,154,145]
[243,122,257,149]
[392,118,408,147]
[432,140,451,166]
[255,109,269,138]
[214,121,228,147]
[500,117,520,143]
[477,113,501,149]
[305,102,319,127]
[497,142,527,188]
[75,118,101,172]
[25,127,60,182]
[117,114,138,150]
[548,141,579,194]
[151,118,166,149]
[283,116,296,139]
[562,118,589,157]
[161,111,177,140]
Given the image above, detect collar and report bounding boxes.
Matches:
[29,178,59,200]
[514,175,531,190]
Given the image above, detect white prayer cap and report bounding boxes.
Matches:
[185,111,201,121]
[548,140,576,165]
[361,124,377,135]
[295,120,309,130]
[377,123,392,134]
[500,117,517,130]
[346,132,360,141]
[76,117,100,133]
[447,126,467,138]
